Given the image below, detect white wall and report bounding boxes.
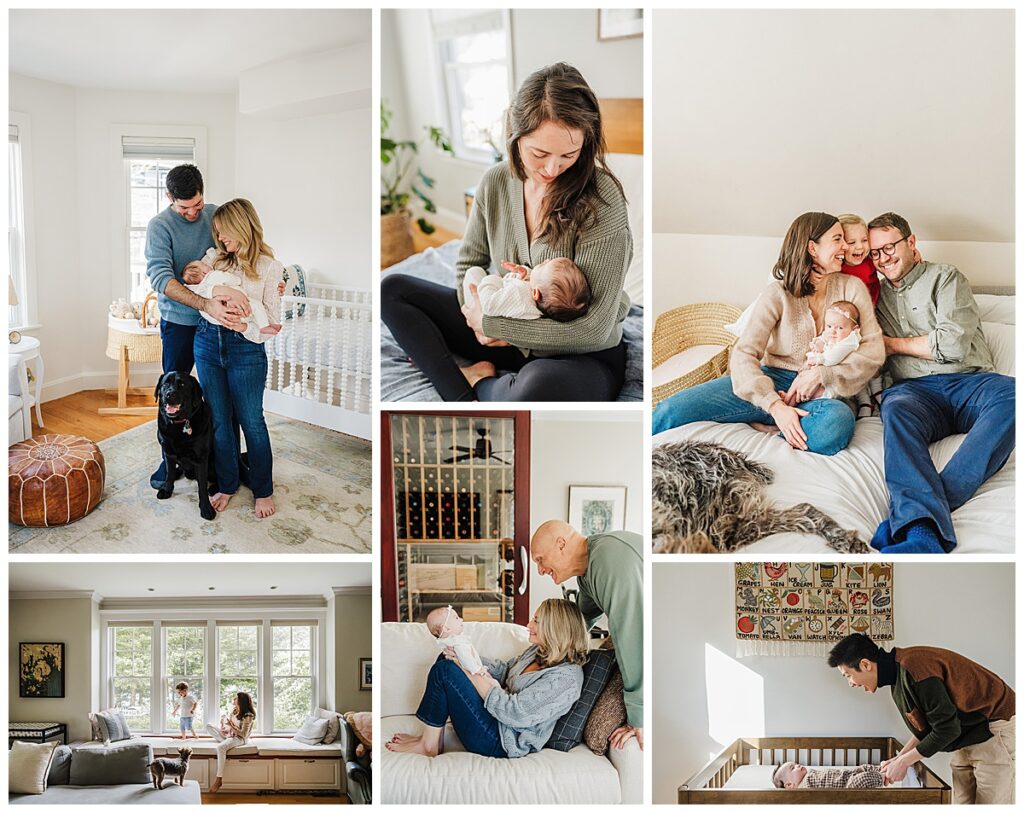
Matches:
[652,9,1014,309]
[528,413,643,611]
[9,596,100,743]
[652,563,1015,803]
[383,8,643,233]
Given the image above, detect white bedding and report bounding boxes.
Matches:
[721,763,921,789]
[653,295,1015,554]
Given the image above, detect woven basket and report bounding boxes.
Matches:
[381,209,415,269]
[106,291,162,363]
[652,302,743,406]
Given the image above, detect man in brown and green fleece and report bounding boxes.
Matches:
[828,633,1015,803]
[531,521,643,750]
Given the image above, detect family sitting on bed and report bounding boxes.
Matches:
[653,210,1016,554]
[381,62,633,402]
[146,164,284,519]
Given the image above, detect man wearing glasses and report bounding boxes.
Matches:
[145,164,250,488]
[867,212,1014,553]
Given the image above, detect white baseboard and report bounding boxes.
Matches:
[42,368,162,403]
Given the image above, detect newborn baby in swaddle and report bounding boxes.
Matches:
[463,258,591,322]
[772,761,887,789]
[425,605,486,675]
[186,248,280,336]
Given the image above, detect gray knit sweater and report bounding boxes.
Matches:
[457,161,632,356]
[481,645,583,758]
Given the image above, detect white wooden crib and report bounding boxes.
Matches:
[264,282,371,440]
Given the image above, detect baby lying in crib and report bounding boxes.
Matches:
[463,258,591,322]
[772,761,887,789]
[425,605,487,676]
[184,248,282,339]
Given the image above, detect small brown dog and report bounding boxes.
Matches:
[149,747,193,789]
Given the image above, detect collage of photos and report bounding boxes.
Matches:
[4,4,1016,810]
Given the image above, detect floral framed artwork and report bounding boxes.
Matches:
[568,485,627,536]
[598,9,643,41]
[19,642,65,698]
[359,658,371,690]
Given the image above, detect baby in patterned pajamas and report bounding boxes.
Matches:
[773,761,886,789]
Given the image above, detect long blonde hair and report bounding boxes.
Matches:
[211,198,274,281]
[534,598,589,668]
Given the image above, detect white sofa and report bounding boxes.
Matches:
[381,621,642,804]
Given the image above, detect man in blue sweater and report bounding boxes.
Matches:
[145,164,250,487]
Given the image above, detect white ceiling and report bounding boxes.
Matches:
[9,562,370,599]
[9,9,371,93]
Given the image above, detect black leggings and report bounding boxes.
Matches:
[381,273,626,402]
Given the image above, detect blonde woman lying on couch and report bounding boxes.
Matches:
[385,599,588,758]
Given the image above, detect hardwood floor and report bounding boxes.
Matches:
[37,389,156,442]
[200,791,348,804]
[411,223,461,254]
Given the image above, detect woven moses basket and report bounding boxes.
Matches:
[652,302,743,406]
[106,291,162,364]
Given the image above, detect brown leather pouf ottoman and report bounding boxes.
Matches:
[9,434,106,526]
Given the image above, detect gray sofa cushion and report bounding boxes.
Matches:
[10,780,202,805]
[68,742,152,786]
[46,746,72,786]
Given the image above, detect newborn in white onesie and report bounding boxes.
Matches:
[425,605,486,675]
[805,300,863,398]
[186,248,278,335]
[462,257,591,322]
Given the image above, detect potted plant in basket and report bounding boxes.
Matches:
[380,100,453,268]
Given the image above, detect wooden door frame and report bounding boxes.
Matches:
[380,410,531,624]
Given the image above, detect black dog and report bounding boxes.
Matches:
[155,372,215,521]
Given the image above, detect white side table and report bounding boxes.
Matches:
[9,335,44,438]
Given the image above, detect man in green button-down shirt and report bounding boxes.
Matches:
[531,521,643,750]
[867,213,1015,554]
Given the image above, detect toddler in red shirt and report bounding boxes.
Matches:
[838,214,881,305]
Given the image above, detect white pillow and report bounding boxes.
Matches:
[721,764,778,789]
[983,322,1014,376]
[975,293,1015,325]
[725,295,762,337]
[293,715,330,745]
[9,741,58,795]
[605,153,644,305]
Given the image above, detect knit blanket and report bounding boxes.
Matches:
[735,562,894,656]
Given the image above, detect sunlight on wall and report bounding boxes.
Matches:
[705,643,765,745]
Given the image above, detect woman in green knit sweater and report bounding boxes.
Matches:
[381,63,633,401]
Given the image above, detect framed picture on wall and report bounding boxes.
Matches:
[359,658,371,691]
[19,642,65,698]
[598,9,643,41]
[568,485,627,536]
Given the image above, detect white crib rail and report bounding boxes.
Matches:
[264,289,371,439]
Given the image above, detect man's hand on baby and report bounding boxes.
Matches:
[880,756,909,784]
[182,261,209,285]
[500,261,530,279]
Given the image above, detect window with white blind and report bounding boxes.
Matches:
[163,625,205,733]
[8,123,27,327]
[111,626,153,732]
[122,136,196,302]
[271,623,315,731]
[432,11,512,163]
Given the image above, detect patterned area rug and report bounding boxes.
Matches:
[9,415,371,554]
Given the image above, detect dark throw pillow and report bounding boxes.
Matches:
[547,648,616,752]
[69,742,153,786]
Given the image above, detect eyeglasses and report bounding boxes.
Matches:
[868,235,909,261]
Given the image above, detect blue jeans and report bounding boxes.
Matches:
[652,367,856,456]
[194,320,273,499]
[880,372,1015,550]
[161,319,197,375]
[416,657,506,758]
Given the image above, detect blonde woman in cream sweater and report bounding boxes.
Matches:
[653,212,885,455]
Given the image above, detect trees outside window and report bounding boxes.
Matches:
[272,625,314,731]
[111,626,152,731]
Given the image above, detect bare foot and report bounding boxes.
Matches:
[749,422,779,435]
[389,733,417,745]
[254,496,276,519]
[210,776,223,793]
[460,361,496,387]
[210,492,235,512]
[385,734,438,756]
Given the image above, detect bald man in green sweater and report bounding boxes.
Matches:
[531,520,643,749]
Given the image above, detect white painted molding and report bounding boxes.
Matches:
[10,589,100,602]
[100,595,329,612]
[331,585,371,596]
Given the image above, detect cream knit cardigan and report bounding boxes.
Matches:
[730,273,885,413]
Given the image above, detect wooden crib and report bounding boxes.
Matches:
[264,283,371,440]
[679,736,951,804]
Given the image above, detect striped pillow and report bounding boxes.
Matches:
[547,648,616,752]
[94,710,132,744]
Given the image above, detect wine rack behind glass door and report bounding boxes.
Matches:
[389,413,525,624]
